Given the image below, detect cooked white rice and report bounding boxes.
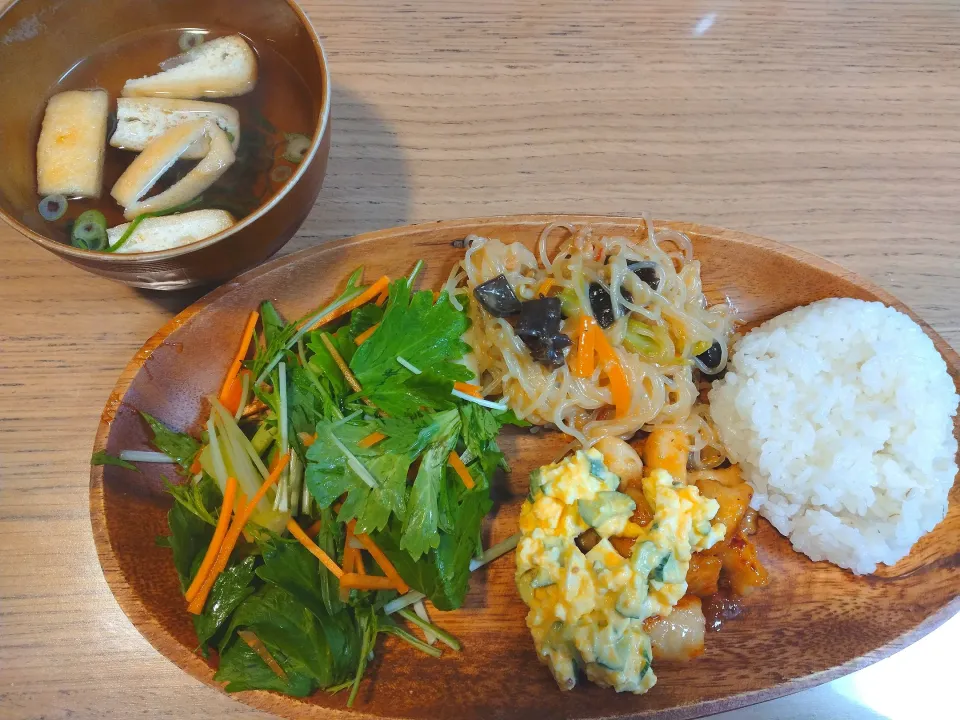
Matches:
[709,298,958,574]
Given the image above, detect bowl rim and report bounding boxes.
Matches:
[0,0,331,262]
[88,214,960,720]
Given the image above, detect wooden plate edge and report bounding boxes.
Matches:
[88,214,960,720]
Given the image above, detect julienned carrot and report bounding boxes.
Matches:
[342,520,358,574]
[187,489,247,614]
[339,573,395,591]
[219,311,259,402]
[355,532,410,593]
[286,519,344,578]
[184,477,238,602]
[355,553,366,575]
[375,286,390,307]
[574,316,596,378]
[357,431,386,449]
[354,323,380,346]
[299,432,318,447]
[452,381,482,398]
[592,327,631,418]
[189,451,203,476]
[221,369,250,416]
[187,455,290,614]
[536,278,554,297]
[448,451,475,490]
[238,630,288,681]
[307,276,390,332]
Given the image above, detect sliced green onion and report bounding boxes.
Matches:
[379,624,442,658]
[282,133,311,163]
[38,194,67,221]
[413,600,438,645]
[469,532,521,571]
[383,590,426,615]
[396,356,421,375]
[407,259,424,288]
[118,450,175,463]
[397,608,461,651]
[71,210,109,251]
[451,389,508,411]
[328,430,378,488]
[178,30,205,52]
[210,397,269,478]
[270,165,293,184]
[205,417,229,486]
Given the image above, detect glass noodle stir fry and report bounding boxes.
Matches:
[448,219,734,457]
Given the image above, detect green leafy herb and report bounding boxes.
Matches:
[163,474,221,526]
[141,411,200,471]
[220,584,361,689]
[400,409,461,559]
[216,635,316,696]
[306,418,414,534]
[250,301,298,381]
[165,494,215,593]
[193,556,257,652]
[349,279,472,416]
[256,533,343,620]
[91,450,138,472]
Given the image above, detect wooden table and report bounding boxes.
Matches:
[1,1,957,718]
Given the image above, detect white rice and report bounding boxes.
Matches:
[709,298,958,574]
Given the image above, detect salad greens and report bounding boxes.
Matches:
[123,263,521,705]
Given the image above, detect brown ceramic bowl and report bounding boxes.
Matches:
[0,0,330,290]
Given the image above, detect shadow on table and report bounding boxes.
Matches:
[135,81,412,314]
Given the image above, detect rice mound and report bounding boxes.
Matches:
[709,298,958,574]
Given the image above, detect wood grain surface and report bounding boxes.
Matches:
[88,217,960,720]
[2,2,960,719]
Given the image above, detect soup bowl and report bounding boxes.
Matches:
[0,0,330,289]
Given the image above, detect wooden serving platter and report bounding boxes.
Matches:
[89,216,960,720]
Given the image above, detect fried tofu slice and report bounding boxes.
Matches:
[36,89,109,198]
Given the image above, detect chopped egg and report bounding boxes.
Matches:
[516,448,725,694]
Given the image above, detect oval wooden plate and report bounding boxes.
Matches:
[90,216,960,720]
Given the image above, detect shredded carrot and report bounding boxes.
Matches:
[238,630,289,681]
[319,333,363,395]
[453,381,482,398]
[287,519,344,578]
[185,477,238,602]
[307,276,390,331]
[299,432,318,447]
[220,369,251,416]
[357,431,386,449]
[305,519,323,538]
[448,451,476,490]
[355,553,366,575]
[375,286,390,307]
[536,278,555,297]
[354,322,380,346]
[593,327,631,418]
[573,316,596,378]
[187,455,290,614]
[432,290,441,302]
[339,573,396,591]
[189,451,203,476]
[342,520,358,574]
[219,311,259,402]
[354,532,410,593]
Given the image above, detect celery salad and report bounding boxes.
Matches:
[98,262,523,704]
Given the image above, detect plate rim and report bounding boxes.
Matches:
[88,213,960,720]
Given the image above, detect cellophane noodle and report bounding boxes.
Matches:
[451,221,734,451]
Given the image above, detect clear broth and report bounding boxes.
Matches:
[33,26,316,246]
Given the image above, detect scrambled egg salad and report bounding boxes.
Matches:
[515,449,725,693]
